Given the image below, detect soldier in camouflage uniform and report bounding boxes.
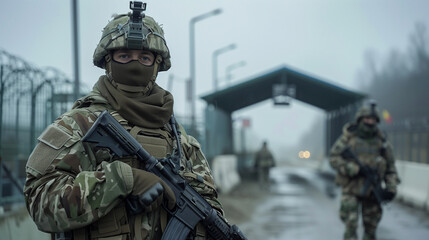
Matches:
[329,103,399,240]
[254,141,275,188]
[24,5,223,240]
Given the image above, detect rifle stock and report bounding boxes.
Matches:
[82,111,247,240]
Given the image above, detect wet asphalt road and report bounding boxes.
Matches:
[237,166,429,240]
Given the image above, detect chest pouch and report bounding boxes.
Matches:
[130,125,174,159]
[351,138,383,167]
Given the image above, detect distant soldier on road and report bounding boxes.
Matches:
[254,141,276,188]
[329,102,399,240]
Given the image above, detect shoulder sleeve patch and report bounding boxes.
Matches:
[38,124,72,149]
[26,124,73,177]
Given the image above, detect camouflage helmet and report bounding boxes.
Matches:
[93,13,171,71]
[355,101,381,123]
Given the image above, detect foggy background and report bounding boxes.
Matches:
[1,0,429,161]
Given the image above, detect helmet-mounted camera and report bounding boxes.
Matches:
[369,99,378,119]
[127,1,149,49]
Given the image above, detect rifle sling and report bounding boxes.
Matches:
[183,172,216,190]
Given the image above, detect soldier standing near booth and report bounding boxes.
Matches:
[254,141,276,188]
[329,102,399,240]
[23,2,246,240]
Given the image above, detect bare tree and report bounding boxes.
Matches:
[357,22,429,121]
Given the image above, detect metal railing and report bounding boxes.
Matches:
[381,117,429,164]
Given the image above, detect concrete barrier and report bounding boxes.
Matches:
[211,155,241,194]
[0,205,49,240]
[396,160,429,210]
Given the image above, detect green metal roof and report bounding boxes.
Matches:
[201,65,366,112]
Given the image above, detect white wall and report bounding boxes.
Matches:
[396,160,429,209]
[211,154,241,194]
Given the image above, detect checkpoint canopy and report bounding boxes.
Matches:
[200,65,366,160]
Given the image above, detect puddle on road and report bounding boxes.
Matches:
[287,173,310,184]
[270,183,306,196]
[240,171,318,239]
[236,166,429,240]
[269,170,310,196]
[242,194,316,239]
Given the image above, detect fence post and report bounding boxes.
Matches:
[0,65,4,154]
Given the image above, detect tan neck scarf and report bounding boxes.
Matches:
[96,75,174,128]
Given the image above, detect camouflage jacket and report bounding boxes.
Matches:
[254,147,275,169]
[329,122,398,196]
[24,89,222,239]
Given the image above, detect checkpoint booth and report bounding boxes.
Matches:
[200,65,366,163]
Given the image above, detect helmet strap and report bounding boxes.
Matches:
[104,53,113,80]
[142,55,162,95]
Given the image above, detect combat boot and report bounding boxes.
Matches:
[343,228,358,240]
[362,231,376,240]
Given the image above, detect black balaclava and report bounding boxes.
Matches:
[105,54,162,96]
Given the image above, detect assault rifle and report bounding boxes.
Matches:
[82,111,247,240]
[341,148,393,204]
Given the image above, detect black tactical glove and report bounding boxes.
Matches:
[382,185,397,203]
[340,148,355,160]
[127,168,176,214]
[358,165,372,176]
[382,190,396,202]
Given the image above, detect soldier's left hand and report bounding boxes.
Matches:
[383,190,396,202]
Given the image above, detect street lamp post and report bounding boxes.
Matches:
[226,61,246,85]
[71,0,80,101]
[189,8,222,136]
[212,43,236,91]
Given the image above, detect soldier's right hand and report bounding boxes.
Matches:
[383,190,396,202]
[383,185,397,202]
[127,168,176,214]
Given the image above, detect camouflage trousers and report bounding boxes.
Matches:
[339,194,382,240]
[257,167,270,188]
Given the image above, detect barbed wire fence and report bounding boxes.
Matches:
[0,49,87,208]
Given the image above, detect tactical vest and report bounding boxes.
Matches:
[68,99,208,240]
[341,134,388,197]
